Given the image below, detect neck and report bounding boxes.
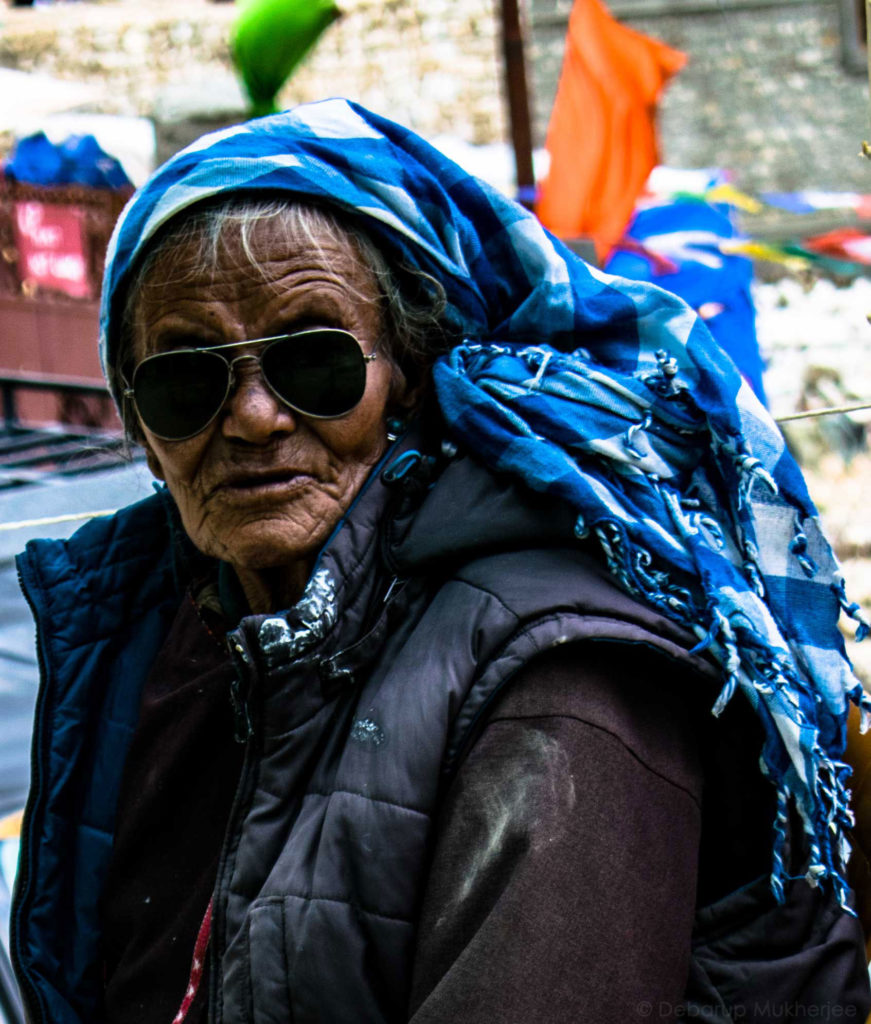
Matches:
[233,561,312,615]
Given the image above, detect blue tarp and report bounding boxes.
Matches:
[605,199,768,406]
[4,132,131,190]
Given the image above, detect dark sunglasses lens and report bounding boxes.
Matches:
[262,330,367,417]
[133,350,229,439]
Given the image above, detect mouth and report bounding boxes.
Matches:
[214,469,317,497]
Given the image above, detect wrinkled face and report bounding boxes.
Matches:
[130,216,398,608]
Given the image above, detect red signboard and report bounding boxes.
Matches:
[13,200,91,300]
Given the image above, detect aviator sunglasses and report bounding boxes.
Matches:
[123,328,378,441]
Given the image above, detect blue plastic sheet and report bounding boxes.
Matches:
[4,132,131,190]
[605,199,768,407]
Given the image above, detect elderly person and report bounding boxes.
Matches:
[11,100,871,1023]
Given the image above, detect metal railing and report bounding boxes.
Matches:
[0,372,132,488]
[0,371,112,433]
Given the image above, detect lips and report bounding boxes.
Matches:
[223,469,311,488]
[212,469,318,500]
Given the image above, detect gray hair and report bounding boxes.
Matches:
[116,198,456,437]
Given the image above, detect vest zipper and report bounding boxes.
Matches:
[209,625,261,1023]
[316,576,411,688]
[382,575,404,606]
[209,575,414,1020]
[9,560,51,1024]
[228,637,254,743]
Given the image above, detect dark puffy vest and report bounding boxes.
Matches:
[13,479,716,1024]
[211,538,717,1023]
[14,453,870,1024]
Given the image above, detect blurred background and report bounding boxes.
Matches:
[1,5,871,994]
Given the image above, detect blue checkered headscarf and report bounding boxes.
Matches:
[100,98,870,906]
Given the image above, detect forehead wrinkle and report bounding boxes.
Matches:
[141,263,377,323]
[136,210,383,316]
[134,233,384,359]
[145,233,370,296]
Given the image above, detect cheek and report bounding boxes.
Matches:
[317,366,394,458]
[143,432,211,497]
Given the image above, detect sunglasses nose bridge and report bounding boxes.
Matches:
[225,351,265,395]
[222,350,296,430]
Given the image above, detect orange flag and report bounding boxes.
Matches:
[536,0,686,261]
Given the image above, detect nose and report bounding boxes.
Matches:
[220,357,297,443]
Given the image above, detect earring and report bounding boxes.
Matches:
[386,415,406,443]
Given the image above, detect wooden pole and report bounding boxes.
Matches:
[501,0,536,208]
[860,1,871,159]
[867,0,871,124]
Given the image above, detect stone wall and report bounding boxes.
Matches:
[284,0,506,145]
[0,0,507,164]
[530,0,871,193]
[0,0,869,193]
[0,1,237,117]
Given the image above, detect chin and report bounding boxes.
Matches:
[215,522,323,574]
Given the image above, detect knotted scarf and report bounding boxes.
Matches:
[99,97,870,906]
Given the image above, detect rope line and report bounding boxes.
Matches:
[775,401,871,423]
[0,401,869,534]
[1,397,870,533]
[0,509,117,532]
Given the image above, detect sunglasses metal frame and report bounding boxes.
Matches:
[122,328,378,442]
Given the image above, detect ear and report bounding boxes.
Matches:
[143,440,166,482]
[388,365,425,413]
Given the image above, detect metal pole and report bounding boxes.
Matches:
[501,0,536,208]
